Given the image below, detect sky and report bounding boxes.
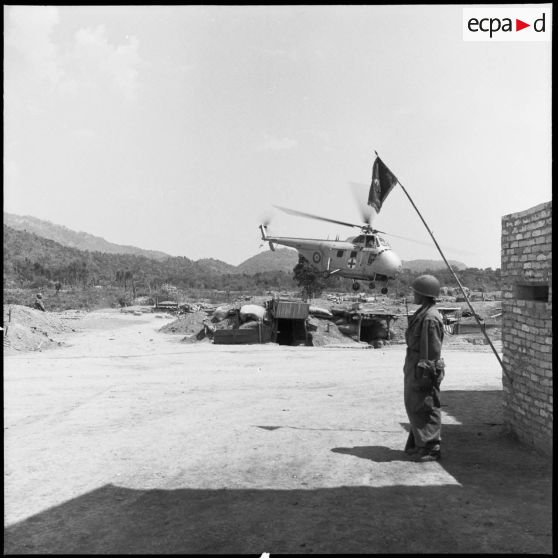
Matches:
[3,5,552,268]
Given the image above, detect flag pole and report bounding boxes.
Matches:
[374,151,511,384]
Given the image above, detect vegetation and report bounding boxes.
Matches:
[292,256,327,300]
[4,225,502,307]
[4,286,126,312]
[394,266,501,296]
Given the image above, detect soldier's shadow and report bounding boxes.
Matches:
[331,390,510,468]
[331,446,408,462]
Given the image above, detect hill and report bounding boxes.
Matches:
[196,258,239,275]
[4,225,210,286]
[4,212,470,276]
[238,250,467,275]
[237,248,298,274]
[2,225,296,292]
[4,213,171,261]
[402,259,467,272]
[4,224,499,295]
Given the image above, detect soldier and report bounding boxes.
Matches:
[403,275,445,462]
[33,293,46,312]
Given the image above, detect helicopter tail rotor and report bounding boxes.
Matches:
[260,208,275,228]
[258,208,275,240]
[258,221,278,251]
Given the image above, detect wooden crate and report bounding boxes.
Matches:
[213,325,272,344]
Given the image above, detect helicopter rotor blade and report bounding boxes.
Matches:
[379,231,477,256]
[273,205,362,229]
[378,231,434,245]
[349,181,373,226]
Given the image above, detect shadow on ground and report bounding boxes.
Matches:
[4,391,552,554]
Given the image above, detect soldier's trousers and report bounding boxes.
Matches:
[403,351,442,450]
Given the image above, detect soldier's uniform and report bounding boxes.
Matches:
[403,301,445,459]
[33,294,46,312]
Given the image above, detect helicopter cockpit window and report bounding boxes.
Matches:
[378,237,390,247]
[353,235,365,245]
[366,236,378,248]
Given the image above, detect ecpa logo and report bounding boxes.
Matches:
[463,7,551,41]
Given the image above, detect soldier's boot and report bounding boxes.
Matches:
[413,444,441,462]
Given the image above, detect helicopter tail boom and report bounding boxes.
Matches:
[260,224,276,251]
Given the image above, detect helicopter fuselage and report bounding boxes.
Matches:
[260,226,402,283]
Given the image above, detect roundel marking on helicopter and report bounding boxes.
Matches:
[312,251,322,264]
[347,257,357,269]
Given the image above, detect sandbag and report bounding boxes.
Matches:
[309,305,333,318]
[239,321,260,329]
[338,324,358,336]
[240,304,266,322]
[213,305,235,322]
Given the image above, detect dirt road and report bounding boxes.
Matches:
[4,310,552,553]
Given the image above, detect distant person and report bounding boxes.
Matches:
[403,275,445,462]
[55,281,62,295]
[33,293,46,312]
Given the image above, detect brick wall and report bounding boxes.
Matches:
[501,201,552,455]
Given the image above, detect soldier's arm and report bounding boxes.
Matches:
[419,318,444,364]
[419,319,430,363]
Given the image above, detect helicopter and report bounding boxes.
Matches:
[259,203,403,294]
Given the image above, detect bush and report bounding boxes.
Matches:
[3,287,125,311]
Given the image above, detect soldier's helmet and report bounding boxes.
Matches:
[36,293,43,299]
[411,275,440,299]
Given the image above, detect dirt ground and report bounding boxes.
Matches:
[3,308,551,554]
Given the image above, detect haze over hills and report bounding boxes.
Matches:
[237,248,298,274]
[3,225,243,291]
[4,212,468,274]
[4,213,172,261]
[195,258,239,275]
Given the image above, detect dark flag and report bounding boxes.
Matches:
[368,156,398,213]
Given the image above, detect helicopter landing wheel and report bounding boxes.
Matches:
[322,271,330,279]
[381,287,388,295]
[352,282,361,292]
[369,281,376,289]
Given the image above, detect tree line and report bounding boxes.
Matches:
[4,225,501,296]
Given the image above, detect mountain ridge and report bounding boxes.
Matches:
[4,213,172,261]
[4,212,469,274]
